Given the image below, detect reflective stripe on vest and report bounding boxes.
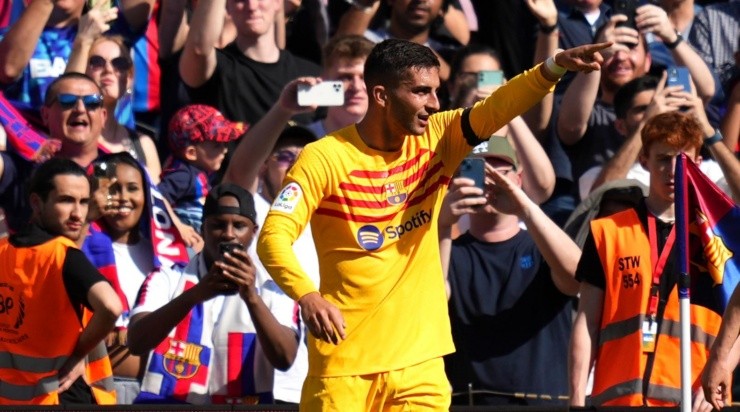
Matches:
[599,316,715,347]
[0,351,67,373]
[0,374,59,402]
[591,379,682,405]
[86,342,115,393]
[659,319,715,348]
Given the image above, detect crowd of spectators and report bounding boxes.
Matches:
[0,0,739,408]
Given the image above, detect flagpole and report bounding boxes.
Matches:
[675,153,691,411]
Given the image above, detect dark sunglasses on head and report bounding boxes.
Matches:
[88,55,131,72]
[54,93,104,110]
[272,150,298,164]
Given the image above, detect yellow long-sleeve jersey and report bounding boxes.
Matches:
[257,64,556,377]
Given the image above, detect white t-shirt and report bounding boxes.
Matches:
[132,254,298,403]
[112,240,154,328]
[252,193,320,403]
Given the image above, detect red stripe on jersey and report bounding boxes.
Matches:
[338,182,384,195]
[406,175,451,208]
[325,194,386,209]
[347,150,430,179]
[338,159,434,195]
[315,174,450,222]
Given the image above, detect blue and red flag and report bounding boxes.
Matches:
[675,153,740,313]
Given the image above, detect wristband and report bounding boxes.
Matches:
[665,31,683,50]
[545,56,567,77]
[704,130,723,146]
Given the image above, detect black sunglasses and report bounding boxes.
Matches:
[88,55,132,72]
[53,93,104,110]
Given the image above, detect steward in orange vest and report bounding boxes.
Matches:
[585,206,722,406]
[0,227,118,404]
[0,158,121,405]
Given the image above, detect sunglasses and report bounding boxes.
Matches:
[88,55,132,72]
[271,150,298,164]
[53,93,104,110]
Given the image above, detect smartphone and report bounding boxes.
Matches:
[477,70,504,89]
[297,81,345,107]
[219,242,246,257]
[88,0,113,11]
[666,66,691,92]
[92,160,115,192]
[613,0,640,29]
[458,157,486,191]
[93,161,112,179]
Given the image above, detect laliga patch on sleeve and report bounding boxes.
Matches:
[271,182,303,213]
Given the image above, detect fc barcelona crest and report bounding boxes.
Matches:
[385,181,407,205]
[163,340,203,379]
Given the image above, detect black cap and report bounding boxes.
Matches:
[203,183,257,223]
[274,123,317,150]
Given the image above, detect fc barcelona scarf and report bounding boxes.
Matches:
[136,273,212,404]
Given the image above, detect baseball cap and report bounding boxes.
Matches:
[168,104,247,152]
[203,183,257,224]
[274,123,317,150]
[471,135,519,169]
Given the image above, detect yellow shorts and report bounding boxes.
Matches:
[300,357,450,411]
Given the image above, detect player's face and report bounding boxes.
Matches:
[34,174,90,241]
[385,67,441,136]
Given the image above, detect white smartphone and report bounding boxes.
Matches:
[297,81,345,107]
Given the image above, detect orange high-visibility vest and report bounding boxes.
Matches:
[0,236,115,404]
[590,209,723,406]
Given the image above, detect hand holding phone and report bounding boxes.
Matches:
[613,0,640,30]
[458,157,486,193]
[219,242,247,257]
[297,81,345,107]
[88,0,113,12]
[666,67,691,92]
[477,70,504,89]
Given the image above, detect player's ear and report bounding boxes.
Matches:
[373,85,387,107]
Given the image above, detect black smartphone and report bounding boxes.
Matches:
[92,160,114,192]
[458,157,486,191]
[219,242,246,257]
[613,0,640,30]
